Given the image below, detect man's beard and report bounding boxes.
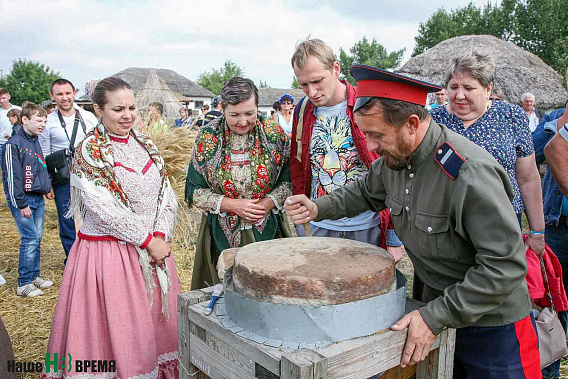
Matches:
[376,133,413,171]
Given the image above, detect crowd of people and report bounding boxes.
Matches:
[0,37,567,378]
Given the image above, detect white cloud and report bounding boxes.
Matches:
[0,0,499,96]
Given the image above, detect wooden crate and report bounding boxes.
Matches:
[178,289,455,379]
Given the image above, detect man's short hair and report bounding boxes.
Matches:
[356,98,429,128]
[21,102,47,120]
[50,79,76,93]
[291,38,336,71]
[0,88,9,96]
[521,92,535,102]
[211,96,221,108]
[150,102,163,115]
[202,104,210,111]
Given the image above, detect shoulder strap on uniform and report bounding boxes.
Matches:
[434,142,466,180]
[294,96,310,162]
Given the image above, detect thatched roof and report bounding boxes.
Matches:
[113,67,215,98]
[258,88,307,107]
[397,35,568,109]
[134,70,183,120]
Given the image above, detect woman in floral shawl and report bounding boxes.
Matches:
[43,77,180,379]
[186,77,292,290]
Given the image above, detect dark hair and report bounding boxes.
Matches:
[0,88,9,96]
[272,101,281,111]
[50,79,76,93]
[7,108,21,124]
[220,77,258,110]
[92,77,132,108]
[21,102,47,120]
[150,102,163,115]
[356,98,429,127]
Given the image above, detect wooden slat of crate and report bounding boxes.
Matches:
[183,297,283,378]
[179,290,455,379]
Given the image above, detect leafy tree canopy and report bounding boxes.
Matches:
[291,76,300,89]
[0,59,60,105]
[197,60,245,95]
[339,37,405,85]
[413,0,568,76]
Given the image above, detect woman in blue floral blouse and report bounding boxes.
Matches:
[430,52,545,258]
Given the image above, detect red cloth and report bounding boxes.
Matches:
[524,235,568,311]
[290,80,380,197]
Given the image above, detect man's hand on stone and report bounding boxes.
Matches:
[391,310,436,368]
[284,195,318,225]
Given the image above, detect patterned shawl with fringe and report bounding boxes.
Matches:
[67,122,177,317]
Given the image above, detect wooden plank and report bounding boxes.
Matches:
[416,347,439,378]
[190,333,254,379]
[416,328,456,379]
[186,301,282,376]
[178,293,196,379]
[320,328,441,379]
[281,350,328,379]
[437,328,455,379]
[189,321,256,376]
[382,365,416,379]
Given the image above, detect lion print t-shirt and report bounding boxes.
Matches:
[309,100,379,231]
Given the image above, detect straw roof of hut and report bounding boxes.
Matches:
[397,35,568,109]
[113,67,215,98]
[258,88,307,107]
[134,69,184,120]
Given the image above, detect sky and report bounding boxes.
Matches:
[1,0,494,97]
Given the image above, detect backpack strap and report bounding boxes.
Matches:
[294,96,310,163]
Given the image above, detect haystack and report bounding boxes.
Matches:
[398,35,568,109]
[135,69,184,120]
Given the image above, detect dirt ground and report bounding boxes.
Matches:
[0,199,566,378]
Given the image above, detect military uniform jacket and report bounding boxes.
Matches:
[314,121,531,335]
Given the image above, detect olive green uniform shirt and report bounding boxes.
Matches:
[314,121,532,335]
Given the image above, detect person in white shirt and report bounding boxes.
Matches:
[39,79,98,261]
[0,88,21,144]
[521,92,543,133]
[0,88,22,201]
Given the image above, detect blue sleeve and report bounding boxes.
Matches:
[510,105,534,158]
[386,229,403,247]
[3,144,27,209]
[560,124,568,142]
[532,109,565,164]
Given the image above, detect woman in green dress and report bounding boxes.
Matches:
[186,77,292,289]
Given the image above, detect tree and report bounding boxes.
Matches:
[0,59,60,105]
[291,76,300,89]
[413,0,568,76]
[338,37,405,85]
[197,60,245,95]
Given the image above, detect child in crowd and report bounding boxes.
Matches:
[2,103,52,297]
[6,108,21,136]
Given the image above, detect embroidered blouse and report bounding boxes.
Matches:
[430,100,534,214]
[78,133,177,246]
[191,132,291,223]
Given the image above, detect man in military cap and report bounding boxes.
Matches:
[284,65,540,376]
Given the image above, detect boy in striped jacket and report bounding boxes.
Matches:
[2,103,53,297]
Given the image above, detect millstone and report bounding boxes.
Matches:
[232,237,396,306]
